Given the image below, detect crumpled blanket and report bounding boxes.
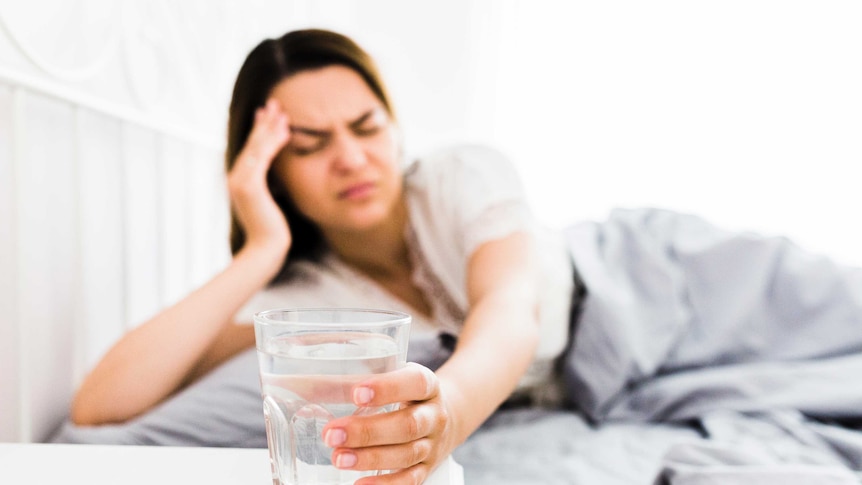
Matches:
[558,207,862,483]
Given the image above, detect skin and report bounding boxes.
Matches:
[71,66,541,485]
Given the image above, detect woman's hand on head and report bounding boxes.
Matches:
[322,363,460,485]
[228,98,292,258]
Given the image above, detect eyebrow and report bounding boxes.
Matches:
[288,108,382,138]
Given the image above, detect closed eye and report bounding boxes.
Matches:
[288,139,328,156]
[350,107,388,137]
[286,107,388,154]
[353,124,381,137]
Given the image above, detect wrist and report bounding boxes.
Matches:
[236,149,268,166]
[235,241,288,280]
[436,377,471,451]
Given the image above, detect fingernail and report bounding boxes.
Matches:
[324,428,346,447]
[354,386,374,405]
[335,452,357,469]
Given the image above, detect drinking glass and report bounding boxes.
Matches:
[254,308,411,485]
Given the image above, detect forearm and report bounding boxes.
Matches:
[434,286,539,448]
[71,244,283,425]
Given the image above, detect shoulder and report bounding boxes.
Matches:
[402,143,534,260]
[420,143,511,165]
[405,144,519,183]
[404,144,525,206]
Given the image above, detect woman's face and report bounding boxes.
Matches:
[269,65,402,235]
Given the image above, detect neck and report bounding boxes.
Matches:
[323,200,411,279]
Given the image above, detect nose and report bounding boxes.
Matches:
[332,133,367,171]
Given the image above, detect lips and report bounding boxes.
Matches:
[337,181,376,200]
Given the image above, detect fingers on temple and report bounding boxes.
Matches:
[255,99,288,131]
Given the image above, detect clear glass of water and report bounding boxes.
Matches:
[253,308,411,485]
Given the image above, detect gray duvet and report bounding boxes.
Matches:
[53,208,862,484]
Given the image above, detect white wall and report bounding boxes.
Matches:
[356,0,862,267]
[1,0,860,442]
[487,2,862,268]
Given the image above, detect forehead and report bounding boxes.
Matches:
[270,65,382,126]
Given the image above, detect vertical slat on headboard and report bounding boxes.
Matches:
[158,137,191,308]
[0,84,21,442]
[16,92,78,442]
[75,108,125,380]
[188,148,210,288]
[188,146,229,289]
[122,124,162,330]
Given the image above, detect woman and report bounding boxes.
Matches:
[67,28,577,483]
[61,28,862,484]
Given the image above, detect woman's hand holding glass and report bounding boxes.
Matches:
[227,98,292,259]
[322,363,458,485]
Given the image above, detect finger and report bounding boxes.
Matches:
[352,363,438,408]
[258,99,279,120]
[252,100,288,136]
[262,103,287,129]
[332,440,432,474]
[324,401,441,448]
[237,111,289,174]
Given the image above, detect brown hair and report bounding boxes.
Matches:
[225,29,396,282]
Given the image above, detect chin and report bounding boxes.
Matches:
[342,204,393,231]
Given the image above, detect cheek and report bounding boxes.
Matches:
[272,160,321,210]
[369,131,402,171]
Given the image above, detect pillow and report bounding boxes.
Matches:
[50,332,454,446]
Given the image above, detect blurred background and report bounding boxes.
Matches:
[1,0,860,443]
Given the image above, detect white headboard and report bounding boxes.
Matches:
[0,0,486,445]
[0,1,243,442]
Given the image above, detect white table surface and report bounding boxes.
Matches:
[0,443,463,484]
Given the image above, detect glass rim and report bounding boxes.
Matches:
[252,307,412,328]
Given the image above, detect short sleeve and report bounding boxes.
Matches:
[408,145,533,260]
[402,145,536,315]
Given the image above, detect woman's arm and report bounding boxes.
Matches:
[70,245,282,426]
[436,230,541,441]
[321,231,540,484]
[185,321,257,386]
[71,99,292,426]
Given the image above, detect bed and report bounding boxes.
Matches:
[52,208,862,484]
